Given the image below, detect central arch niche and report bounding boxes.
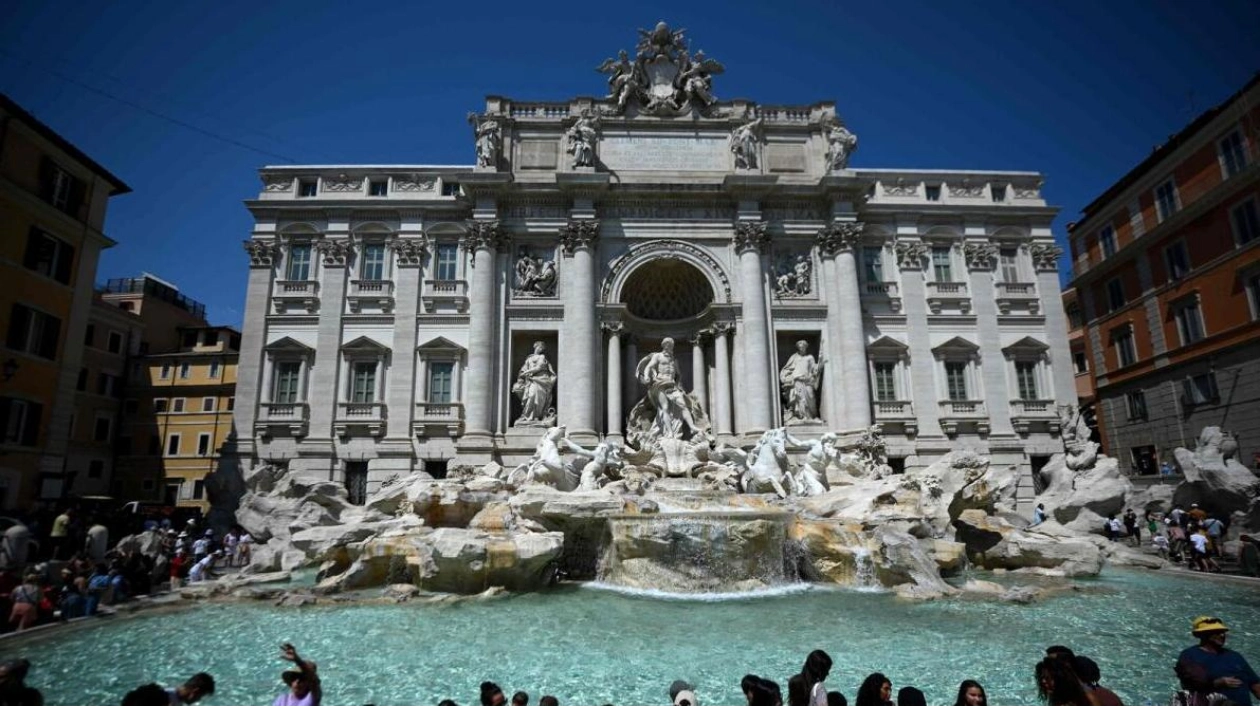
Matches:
[620,258,714,321]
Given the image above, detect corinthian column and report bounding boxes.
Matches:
[819,221,871,430]
[712,322,734,436]
[559,219,600,438]
[690,332,708,413]
[603,322,623,440]
[734,221,772,435]
[460,220,504,444]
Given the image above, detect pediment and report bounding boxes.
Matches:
[1002,336,1050,356]
[932,336,979,356]
[264,336,314,353]
[416,336,465,354]
[341,335,391,353]
[867,335,909,354]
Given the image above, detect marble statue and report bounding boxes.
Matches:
[566,111,600,168]
[512,342,557,425]
[630,337,706,444]
[774,254,812,297]
[825,119,858,172]
[742,428,791,498]
[469,114,501,168]
[780,340,824,423]
[508,425,578,489]
[569,440,625,491]
[675,50,723,110]
[786,432,836,497]
[514,249,558,297]
[729,117,763,170]
[596,50,643,112]
[1060,404,1099,471]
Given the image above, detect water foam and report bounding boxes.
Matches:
[578,580,837,602]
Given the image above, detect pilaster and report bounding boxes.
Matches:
[234,240,280,460]
[733,220,773,435]
[458,219,505,458]
[894,239,941,436]
[385,232,427,450]
[306,228,352,458]
[965,239,1013,436]
[818,220,871,430]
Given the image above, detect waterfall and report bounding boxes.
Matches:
[852,547,880,591]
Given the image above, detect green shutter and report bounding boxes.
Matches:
[38,313,61,359]
[55,240,75,284]
[6,304,30,350]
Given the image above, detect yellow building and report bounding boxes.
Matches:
[116,325,239,510]
[0,93,130,510]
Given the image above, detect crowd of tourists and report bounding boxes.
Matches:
[1,506,252,635]
[2,616,1257,705]
[1108,503,1259,575]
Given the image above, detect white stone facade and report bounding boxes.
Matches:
[227,26,1073,498]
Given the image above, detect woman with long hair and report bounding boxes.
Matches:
[854,673,893,706]
[788,650,833,706]
[955,680,988,706]
[1035,658,1090,706]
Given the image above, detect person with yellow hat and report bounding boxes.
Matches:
[1175,616,1260,705]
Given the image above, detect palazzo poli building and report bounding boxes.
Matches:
[230,24,1074,499]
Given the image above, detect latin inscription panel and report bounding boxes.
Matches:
[600,135,728,171]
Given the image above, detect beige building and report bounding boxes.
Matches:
[0,92,130,509]
[116,325,239,510]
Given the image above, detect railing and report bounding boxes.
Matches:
[1009,399,1056,416]
[927,281,968,296]
[337,402,387,419]
[350,280,394,296]
[275,280,318,295]
[864,281,899,297]
[939,400,986,417]
[261,402,309,420]
[416,402,465,421]
[508,104,571,118]
[424,279,468,295]
[996,282,1036,296]
[873,400,913,417]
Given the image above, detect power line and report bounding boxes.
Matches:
[0,47,300,163]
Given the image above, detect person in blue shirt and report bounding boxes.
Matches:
[1176,616,1260,705]
[1032,503,1046,526]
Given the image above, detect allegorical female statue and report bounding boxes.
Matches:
[513,341,556,425]
[780,340,824,423]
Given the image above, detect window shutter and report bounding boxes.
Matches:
[38,157,56,201]
[55,241,75,285]
[38,313,61,359]
[6,304,30,350]
[23,228,45,270]
[22,402,42,446]
[66,176,86,216]
[0,399,10,442]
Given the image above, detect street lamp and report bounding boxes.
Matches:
[1,358,17,382]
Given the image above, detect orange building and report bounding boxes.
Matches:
[0,93,130,509]
[1066,74,1260,475]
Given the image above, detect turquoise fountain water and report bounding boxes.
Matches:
[9,569,1260,706]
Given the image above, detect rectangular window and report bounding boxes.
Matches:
[1099,225,1117,258]
[862,247,883,282]
[1067,306,1083,330]
[1233,199,1260,246]
[1126,391,1148,420]
[435,244,458,281]
[84,324,96,347]
[369,179,388,196]
[1015,361,1038,400]
[179,362,190,379]
[96,373,117,397]
[428,362,454,403]
[999,247,1020,282]
[160,362,171,379]
[298,180,317,197]
[1173,298,1205,345]
[1220,130,1248,178]
[202,397,216,412]
[197,433,211,457]
[148,435,160,455]
[1165,241,1190,279]
[193,479,206,499]
[93,415,111,442]
[273,361,302,404]
[124,398,138,415]
[226,396,236,412]
[208,360,220,378]
[182,330,198,348]
[88,460,104,479]
[107,330,123,354]
[925,185,941,202]
[873,362,896,402]
[6,303,61,359]
[0,398,42,446]
[172,398,185,413]
[350,362,377,403]
[41,159,81,213]
[1155,179,1178,222]
[441,181,461,197]
[166,434,180,456]
[1246,271,1260,320]
[1113,328,1137,367]
[154,398,168,413]
[1106,278,1126,312]
[1184,373,1219,405]
[991,184,1006,203]
[287,244,312,281]
[931,246,953,282]
[361,242,386,281]
[1073,351,1089,375]
[945,362,968,401]
[345,461,369,505]
[201,331,218,347]
[76,368,87,391]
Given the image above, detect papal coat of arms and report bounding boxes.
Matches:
[596,21,726,116]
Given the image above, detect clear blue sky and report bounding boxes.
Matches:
[3,0,1258,326]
